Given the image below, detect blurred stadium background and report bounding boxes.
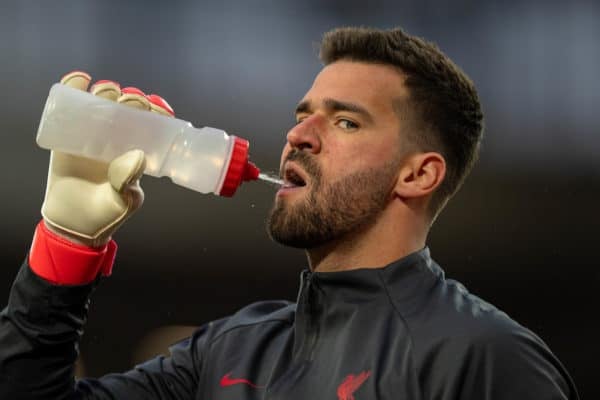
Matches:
[1,0,598,397]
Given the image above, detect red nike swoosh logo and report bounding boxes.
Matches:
[220,372,264,389]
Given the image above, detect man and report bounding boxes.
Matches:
[0,27,579,399]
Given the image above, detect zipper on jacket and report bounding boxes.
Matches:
[266,271,320,398]
[293,270,319,361]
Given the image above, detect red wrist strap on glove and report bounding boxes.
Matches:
[29,220,118,285]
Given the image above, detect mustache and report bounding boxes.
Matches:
[280,149,321,180]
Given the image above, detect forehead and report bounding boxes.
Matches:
[302,61,409,114]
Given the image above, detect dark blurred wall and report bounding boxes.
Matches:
[1,0,598,397]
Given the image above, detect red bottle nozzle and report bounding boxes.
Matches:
[243,161,260,181]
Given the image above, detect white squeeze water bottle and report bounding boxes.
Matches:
[36,83,261,196]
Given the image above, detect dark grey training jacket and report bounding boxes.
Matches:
[0,248,579,399]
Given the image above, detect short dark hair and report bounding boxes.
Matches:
[319,27,484,220]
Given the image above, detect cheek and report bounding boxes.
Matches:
[332,140,396,171]
[362,134,401,164]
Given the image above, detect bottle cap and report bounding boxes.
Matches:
[219,136,260,197]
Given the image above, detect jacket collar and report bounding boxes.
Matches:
[297,247,446,313]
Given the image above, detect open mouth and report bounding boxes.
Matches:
[282,164,308,189]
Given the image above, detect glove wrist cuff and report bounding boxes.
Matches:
[29,220,117,285]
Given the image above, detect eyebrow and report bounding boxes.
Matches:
[295,98,374,124]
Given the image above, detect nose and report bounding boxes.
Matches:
[286,115,322,154]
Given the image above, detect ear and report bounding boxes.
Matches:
[394,152,446,200]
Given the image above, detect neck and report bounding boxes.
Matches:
[307,205,428,272]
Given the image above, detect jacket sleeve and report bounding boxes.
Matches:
[0,258,209,400]
[422,323,580,400]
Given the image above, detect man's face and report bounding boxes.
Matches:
[267,61,410,249]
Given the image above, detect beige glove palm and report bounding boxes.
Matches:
[41,71,173,247]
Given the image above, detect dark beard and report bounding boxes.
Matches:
[266,151,398,249]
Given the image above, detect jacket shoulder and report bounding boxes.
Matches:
[419,276,536,346]
[212,300,295,339]
[410,278,578,398]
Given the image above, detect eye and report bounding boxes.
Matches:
[336,119,359,131]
